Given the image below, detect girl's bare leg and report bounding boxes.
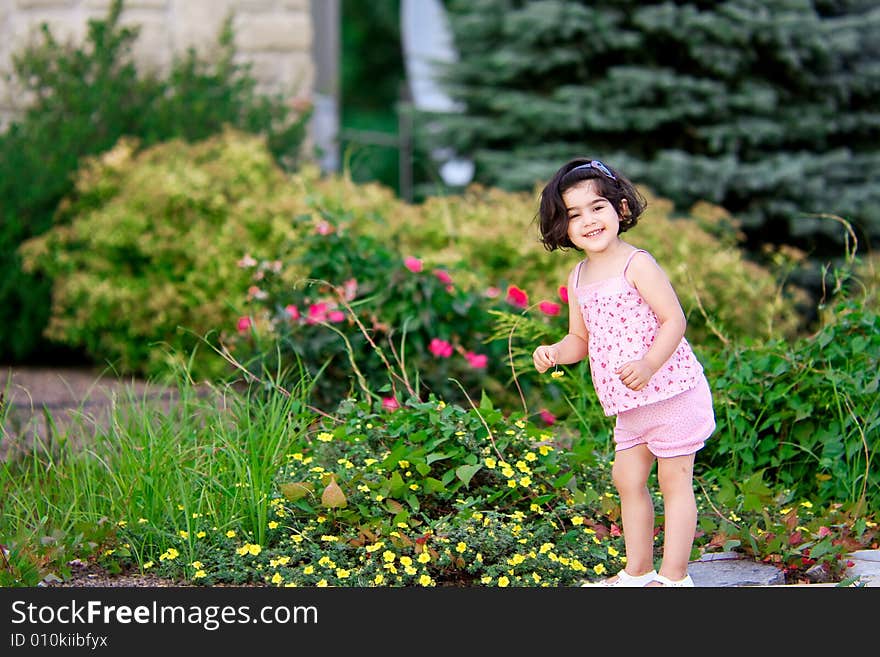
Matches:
[610,444,657,579]
[654,452,697,582]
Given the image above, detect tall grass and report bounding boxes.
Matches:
[0,368,314,584]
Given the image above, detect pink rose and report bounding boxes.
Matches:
[236,316,252,333]
[382,396,400,412]
[285,305,300,320]
[428,338,454,358]
[328,310,346,323]
[342,278,358,302]
[558,285,569,304]
[465,351,488,369]
[539,408,556,425]
[539,301,561,316]
[404,256,423,273]
[506,285,529,309]
[434,269,453,285]
[306,303,328,324]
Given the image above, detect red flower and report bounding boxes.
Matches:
[506,285,529,309]
[465,351,488,369]
[817,526,832,538]
[539,301,561,316]
[285,304,300,320]
[382,396,400,412]
[342,278,358,301]
[539,408,556,425]
[434,269,453,285]
[306,303,328,324]
[236,316,252,333]
[610,523,622,537]
[558,285,569,304]
[429,338,453,358]
[315,220,334,235]
[328,310,346,323]
[404,256,423,273]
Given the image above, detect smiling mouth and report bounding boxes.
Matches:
[585,228,603,238]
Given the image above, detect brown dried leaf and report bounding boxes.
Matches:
[321,477,347,508]
[279,482,314,502]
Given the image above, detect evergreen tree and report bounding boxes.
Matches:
[427,0,880,258]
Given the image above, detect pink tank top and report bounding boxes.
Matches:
[575,249,704,416]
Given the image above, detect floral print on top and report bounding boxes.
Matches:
[575,249,705,416]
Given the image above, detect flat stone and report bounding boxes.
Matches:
[845,549,880,587]
[688,553,786,587]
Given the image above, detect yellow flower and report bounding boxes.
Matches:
[436,401,446,410]
[455,542,467,553]
[507,479,517,488]
[374,574,385,585]
[480,576,492,584]
[271,573,284,584]
[518,476,532,487]
[608,546,619,558]
[485,458,497,469]
[417,552,431,564]
[117,520,127,527]
[383,550,396,563]
[498,576,510,587]
[303,565,315,575]
[593,563,607,575]
[317,432,334,442]
[419,574,433,586]
[143,561,154,569]
[551,370,564,378]
[268,521,279,529]
[137,518,148,524]
[800,501,814,509]
[196,531,206,539]
[538,445,553,456]
[179,530,189,539]
[316,579,328,587]
[404,565,417,575]
[336,569,350,579]
[226,530,236,538]
[400,556,413,567]
[571,516,584,526]
[191,561,203,569]
[193,570,207,579]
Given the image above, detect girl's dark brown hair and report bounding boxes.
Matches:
[536,158,647,251]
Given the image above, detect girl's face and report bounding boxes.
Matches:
[562,181,627,254]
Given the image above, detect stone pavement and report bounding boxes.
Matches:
[3,366,878,588]
[688,550,880,587]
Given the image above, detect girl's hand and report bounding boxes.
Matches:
[532,345,558,373]
[615,359,655,391]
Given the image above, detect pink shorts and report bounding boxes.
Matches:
[613,377,715,458]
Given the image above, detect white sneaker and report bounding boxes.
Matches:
[581,569,658,587]
[651,573,695,587]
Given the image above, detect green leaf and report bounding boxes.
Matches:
[456,463,482,487]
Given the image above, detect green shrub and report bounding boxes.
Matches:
[0,0,310,363]
[18,129,308,379]
[701,298,879,514]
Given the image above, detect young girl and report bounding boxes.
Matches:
[532,158,715,587]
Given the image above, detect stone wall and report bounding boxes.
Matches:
[0,0,315,130]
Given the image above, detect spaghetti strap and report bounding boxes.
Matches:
[622,249,648,277]
[574,259,585,288]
